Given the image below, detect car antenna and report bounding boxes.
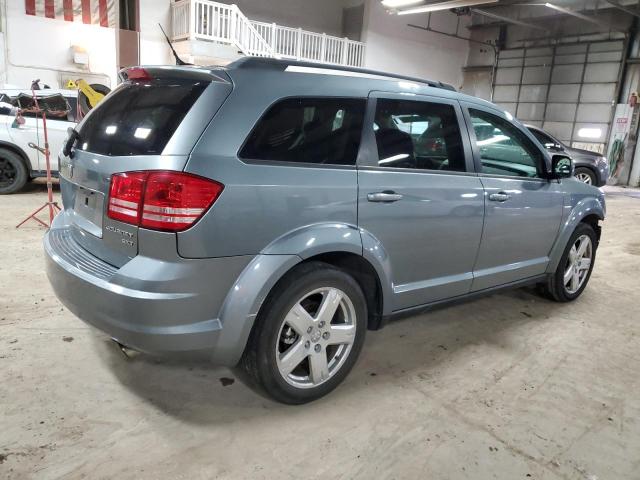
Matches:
[158,23,192,66]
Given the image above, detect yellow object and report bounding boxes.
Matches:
[76,79,106,108]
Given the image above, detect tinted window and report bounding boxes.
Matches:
[469,109,544,178]
[77,80,206,156]
[239,97,365,165]
[373,99,465,171]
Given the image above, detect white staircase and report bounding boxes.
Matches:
[171,0,366,67]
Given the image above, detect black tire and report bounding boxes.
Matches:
[238,261,367,404]
[0,149,28,194]
[574,167,597,186]
[539,223,597,302]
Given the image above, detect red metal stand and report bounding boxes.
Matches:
[15,89,61,229]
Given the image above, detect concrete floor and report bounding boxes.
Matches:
[1,182,639,480]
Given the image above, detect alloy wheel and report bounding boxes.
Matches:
[275,287,357,388]
[564,234,593,294]
[575,172,593,185]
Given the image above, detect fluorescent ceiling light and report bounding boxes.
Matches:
[577,127,602,139]
[382,0,423,7]
[398,0,497,15]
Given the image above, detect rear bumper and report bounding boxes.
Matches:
[44,213,253,362]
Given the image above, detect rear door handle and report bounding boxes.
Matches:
[488,192,511,202]
[367,191,403,203]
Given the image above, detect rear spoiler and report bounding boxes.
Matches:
[118,66,231,84]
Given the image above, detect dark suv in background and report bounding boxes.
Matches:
[526,125,609,186]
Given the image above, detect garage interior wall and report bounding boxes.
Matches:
[0,0,117,88]
[464,8,635,157]
[362,1,470,88]
[493,40,625,154]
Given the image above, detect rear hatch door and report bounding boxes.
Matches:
[58,67,232,267]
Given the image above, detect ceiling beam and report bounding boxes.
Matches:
[471,7,550,31]
[543,3,621,31]
[602,0,640,18]
[396,0,498,15]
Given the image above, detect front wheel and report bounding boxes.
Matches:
[539,223,597,302]
[0,149,28,194]
[239,262,367,404]
[574,167,596,185]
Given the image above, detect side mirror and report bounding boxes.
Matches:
[550,154,574,179]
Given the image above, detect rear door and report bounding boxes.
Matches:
[357,92,485,311]
[461,103,564,290]
[59,68,232,267]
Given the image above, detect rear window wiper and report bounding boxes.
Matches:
[63,127,81,157]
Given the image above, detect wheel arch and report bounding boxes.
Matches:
[574,164,597,183]
[547,198,604,273]
[261,222,394,321]
[215,224,394,365]
[0,141,33,173]
[300,251,385,331]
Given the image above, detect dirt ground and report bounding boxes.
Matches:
[1,181,639,480]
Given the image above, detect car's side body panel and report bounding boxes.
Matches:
[546,183,605,273]
[356,92,485,311]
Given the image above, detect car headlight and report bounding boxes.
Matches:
[598,156,608,165]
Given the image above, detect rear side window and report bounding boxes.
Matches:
[77,81,207,156]
[373,99,466,171]
[239,97,366,166]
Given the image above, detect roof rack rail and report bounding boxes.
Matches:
[226,57,456,91]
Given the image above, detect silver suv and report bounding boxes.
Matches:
[45,58,605,404]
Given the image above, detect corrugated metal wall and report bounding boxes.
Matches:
[492,40,625,153]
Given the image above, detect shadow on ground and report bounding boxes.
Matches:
[93,285,571,425]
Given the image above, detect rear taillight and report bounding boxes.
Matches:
[107,171,224,232]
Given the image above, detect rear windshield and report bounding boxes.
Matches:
[77,80,207,156]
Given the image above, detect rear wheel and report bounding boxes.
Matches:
[574,167,596,185]
[539,223,597,302]
[239,262,367,404]
[0,149,28,194]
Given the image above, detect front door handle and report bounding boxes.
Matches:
[367,191,403,203]
[489,192,511,202]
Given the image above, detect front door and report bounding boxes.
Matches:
[7,112,41,170]
[357,93,485,311]
[462,104,564,291]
